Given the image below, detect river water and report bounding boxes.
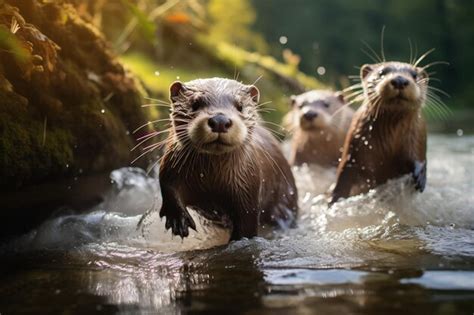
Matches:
[1,134,473,314]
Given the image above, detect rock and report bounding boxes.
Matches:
[0,0,151,236]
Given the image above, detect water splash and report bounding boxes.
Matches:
[3,136,473,264]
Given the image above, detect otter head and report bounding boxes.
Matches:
[361,62,428,110]
[288,90,345,131]
[169,78,260,155]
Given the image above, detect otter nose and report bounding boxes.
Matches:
[303,111,318,121]
[391,76,409,90]
[208,114,232,133]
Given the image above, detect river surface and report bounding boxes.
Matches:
[1,134,473,314]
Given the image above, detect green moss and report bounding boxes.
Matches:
[0,111,74,188]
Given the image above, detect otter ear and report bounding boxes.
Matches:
[360,64,373,79]
[418,68,429,81]
[335,91,345,104]
[290,95,297,107]
[247,85,260,103]
[169,81,186,103]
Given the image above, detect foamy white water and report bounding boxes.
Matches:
[7,135,472,258]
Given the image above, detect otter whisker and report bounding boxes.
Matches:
[361,47,381,64]
[131,146,161,165]
[425,95,451,119]
[426,92,451,116]
[421,61,449,70]
[414,48,435,67]
[361,40,383,63]
[143,96,170,104]
[343,83,363,92]
[408,38,414,65]
[135,127,187,151]
[380,26,386,62]
[252,75,263,86]
[427,86,450,98]
[132,118,173,134]
[141,103,171,108]
[255,101,273,108]
[262,126,286,138]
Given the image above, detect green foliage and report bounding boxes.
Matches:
[206,0,268,52]
[252,0,472,108]
[0,26,29,63]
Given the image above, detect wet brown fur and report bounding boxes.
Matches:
[331,62,428,203]
[284,90,353,167]
[159,78,298,241]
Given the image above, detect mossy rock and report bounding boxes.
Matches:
[0,1,151,191]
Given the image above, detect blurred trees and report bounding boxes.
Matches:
[253,0,474,107]
[207,0,268,52]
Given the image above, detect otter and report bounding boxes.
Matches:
[331,62,428,204]
[157,78,298,241]
[284,90,353,167]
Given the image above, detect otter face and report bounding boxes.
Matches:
[289,90,345,131]
[169,78,260,155]
[361,62,428,109]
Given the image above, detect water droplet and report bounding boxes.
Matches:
[100,109,105,114]
[200,173,204,178]
[457,129,463,136]
[262,178,266,183]
[176,76,180,80]
[369,125,373,131]
[154,71,160,76]
[279,36,288,44]
[449,223,456,228]
[66,164,69,168]
[364,140,369,145]
[317,66,326,76]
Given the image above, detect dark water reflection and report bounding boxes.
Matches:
[1,246,474,314]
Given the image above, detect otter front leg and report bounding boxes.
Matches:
[412,160,427,192]
[330,165,357,205]
[229,204,259,241]
[160,185,196,238]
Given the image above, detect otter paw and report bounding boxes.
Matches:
[413,161,427,192]
[160,206,197,238]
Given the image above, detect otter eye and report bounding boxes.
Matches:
[191,99,204,111]
[235,102,243,112]
[378,68,388,77]
[411,71,418,80]
[323,102,330,108]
